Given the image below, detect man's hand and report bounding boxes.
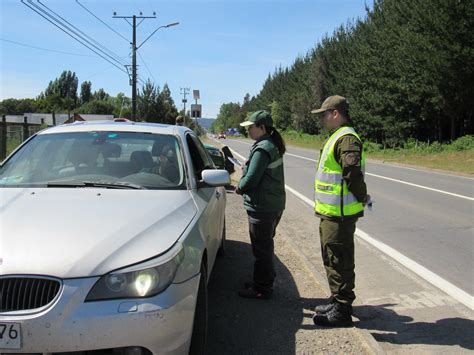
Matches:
[363,194,371,206]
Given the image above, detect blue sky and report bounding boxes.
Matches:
[1,0,369,118]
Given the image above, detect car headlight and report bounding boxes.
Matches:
[85,247,185,301]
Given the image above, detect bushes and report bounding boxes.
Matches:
[282,130,326,149]
[449,135,474,151]
[279,130,473,156]
[368,135,474,156]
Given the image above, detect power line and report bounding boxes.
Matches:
[83,53,132,81]
[75,0,129,43]
[36,0,126,67]
[21,0,128,75]
[138,51,156,83]
[0,37,96,57]
[25,0,126,68]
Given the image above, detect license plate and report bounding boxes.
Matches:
[0,323,21,350]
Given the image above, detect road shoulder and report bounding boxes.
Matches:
[207,192,378,354]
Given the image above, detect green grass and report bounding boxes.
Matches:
[367,149,474,174]
[281,130,326,150]
[6,139,21,156]
[280,132,474,175]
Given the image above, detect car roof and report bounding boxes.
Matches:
[38,120,192,137]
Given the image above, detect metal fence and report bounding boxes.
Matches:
[1,115,46,160]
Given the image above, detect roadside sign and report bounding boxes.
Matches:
[191,104,202,118]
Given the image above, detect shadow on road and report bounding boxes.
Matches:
[207,240,324,354]
[354,304,474,350]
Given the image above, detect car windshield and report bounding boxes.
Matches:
[0,131,186,190]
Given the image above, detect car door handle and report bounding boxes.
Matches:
[215,190,221,200]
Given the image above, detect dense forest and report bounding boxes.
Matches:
[213,0,474,146]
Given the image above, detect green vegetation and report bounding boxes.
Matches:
[0,70,179,123]
[6,139,21,156]
[213,0,473,148]
[280,133,474,174]
[366,136,474,174]
[280,130,326,150]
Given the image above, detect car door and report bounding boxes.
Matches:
[185,133,222,273]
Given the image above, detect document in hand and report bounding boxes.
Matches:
[227,156,242,167]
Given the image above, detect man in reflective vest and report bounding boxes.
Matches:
[311,95,370,327]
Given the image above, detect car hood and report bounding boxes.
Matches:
[0,188,197,278]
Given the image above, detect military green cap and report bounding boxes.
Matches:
[240,110,273,127]
[311,95,349,114]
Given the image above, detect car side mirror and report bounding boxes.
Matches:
[201,169,230,187]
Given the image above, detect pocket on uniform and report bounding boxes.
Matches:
[325,242,352,270]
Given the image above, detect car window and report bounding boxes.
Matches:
[0,131,186,190]
[191,136,215,169]
[186,134,214,180]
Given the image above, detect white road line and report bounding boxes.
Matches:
[368,160,474,180]
[366,172,474,201]
[229,147,474,311]
[227,139,474,201]
[228,138,474,181]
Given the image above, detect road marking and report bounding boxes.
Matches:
[229,147,474,311]
[228,138,474,181]
[227,139,474,201]
[365,172,474,201]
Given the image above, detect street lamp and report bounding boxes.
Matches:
[137,22,180,50]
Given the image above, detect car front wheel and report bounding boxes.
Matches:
[189,262,208,355]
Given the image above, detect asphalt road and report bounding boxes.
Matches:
[221,137,474,298]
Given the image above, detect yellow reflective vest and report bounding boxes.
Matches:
[314,126,365,218]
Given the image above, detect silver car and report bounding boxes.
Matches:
[0,121,229,354]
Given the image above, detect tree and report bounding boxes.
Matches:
[212,102,242,133]
[44,70,79,105]
[0,98,37,115]
[110,93,131,118]
[80,81,92,104]
[78,100,115,115]
[159,83,179,124]
[92,88,109,101]
[239,0,473,143]
[137,80,161,122]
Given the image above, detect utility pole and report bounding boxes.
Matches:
[180,87,190,117]
[132,15,137,121]
[113,13,179,121]
[113,13,155,121]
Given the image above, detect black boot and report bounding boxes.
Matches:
[314,297,337,314]
[313,302,353,327]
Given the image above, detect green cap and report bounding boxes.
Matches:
[240,110,274,127]
[311,95,349,114]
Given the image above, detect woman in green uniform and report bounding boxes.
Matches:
[235,110,286,299]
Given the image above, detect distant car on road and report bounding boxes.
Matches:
[218,132,226,139]
[0,121,230,354]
